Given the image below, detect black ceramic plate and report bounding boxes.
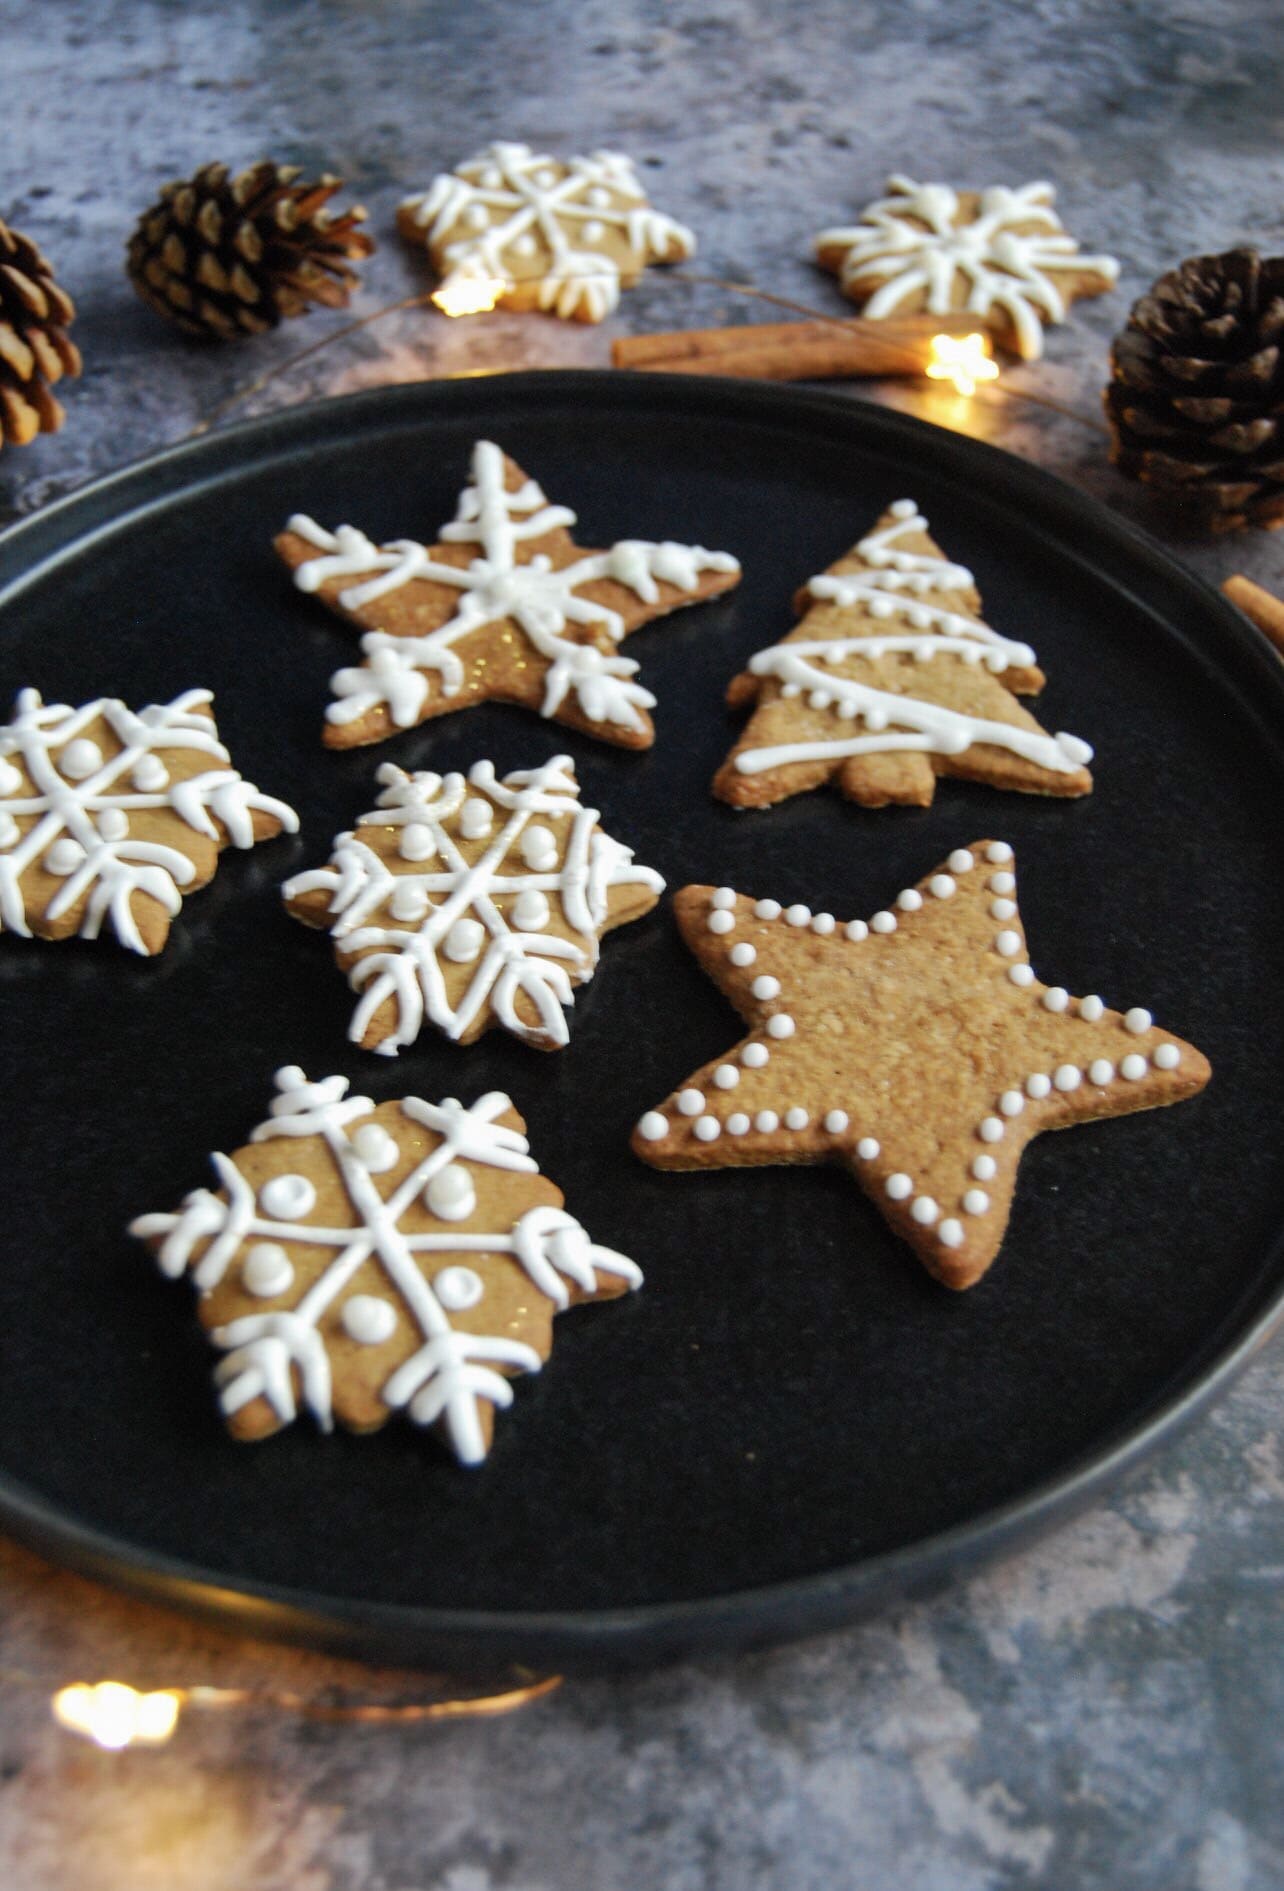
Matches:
[1,373,1282,1675]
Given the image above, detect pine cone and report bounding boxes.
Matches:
[1105,248,1284,534]
[126,161,374,341]
[0,218,81,450]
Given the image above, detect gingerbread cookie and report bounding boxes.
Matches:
[632,848,1209,1290]
[813,176,1118,360]
[130,1067,642,1465]
[398,142,695,323]
[714,499,1093,810]
[0,688,297,955]
[283,754,663,1054]
[276,439,741,750]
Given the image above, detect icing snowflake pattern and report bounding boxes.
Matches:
[400,142,695,322]
[130,1068,642,1465]
[283,753,664,1054]
[814,176,1119,359]
[0,688,298,954]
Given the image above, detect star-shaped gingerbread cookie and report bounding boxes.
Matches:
[714,498,1093,810]
[276,438,741,750]
[632,844,1209,1289]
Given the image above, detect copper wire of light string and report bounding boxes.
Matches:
[190,272,1111,438]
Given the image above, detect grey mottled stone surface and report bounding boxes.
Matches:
[0,3,1282,1887]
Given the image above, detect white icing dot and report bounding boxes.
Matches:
[782,683,802,699]
[1124,1007,1153,1035]
[242,1243,294,1297]
[711,887,736,910]
[582,218,606,243]
[751,974,780,1001]
[1089,1059,1115,1086]
[1026,1073,1052,1099]
[1078,994,1105,1022]
[994,930,1021,958]
[811,912,836,935]
[520,824,558,869]
[897,888,923,912]
[979,1117,1004,1143]
[1121,1053,1148,1081]
[0,757,22,795]
[755,898,781,920]
[857,1136,880,1161]
[426,1162,476,1221]
[766,1014,795,1039]
[929,874,956,900]
[511,231,539,257]
[0,812,17,849]
[713,1064,740,1090]
[785,903,812,927]
[444,916,486,963]
[352,1123,399,1173]
[390,882,430,923]
[727,1113,751,1135]
[512,887,550,931]
[586,185,611,208]
[1008,963,1035,988]
[637,1111,669,1141]
[399,823,437,862]
[986,842,1013,864]
[911,1196,939,1225]
[1154,1043,1180,1070]
[886,1173,913,1201]
[678,1088,705,1116]
[694,1115,721,1142]
[342,1295,398,1345]
[784,1107,809,1131]
[755,1110,779,1133]
[989,871,1016,895]
[132,753,169,792]
[434,1266,485,1311]
[990,898,1016,921]
[824,1110,849,1134]
[948,850,975,873]
[60,737,102,780]
[845,920,869,942]
[1054,1064,1082,1092]
[741,1043,769,1069]
[729,942,757,967]
[708,909,735,935]
[972,1154,997,1181]
[260,1173,316,1220]
[45,837,85,875]
[98,808,129,842]
[938,1219,965,1249]
[1043,986,1069,1013]
[963,1188,990,1216]
[459,796,493,840]
[808,690,831,711]
[999,1089,1025,1117]
[871,911,897,934]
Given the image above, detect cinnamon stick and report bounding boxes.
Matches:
[1222,574,1284,661]
[612,312,980,381]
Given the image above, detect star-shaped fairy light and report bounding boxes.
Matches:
[714,498,1093,810]
[284,754,663,1054]
[813,175,1118,360]
[632,846,1209,1289]
[131,1067,641,1465]
[398,141,696,323]
[0,688,297,955]
[276,439,741,750]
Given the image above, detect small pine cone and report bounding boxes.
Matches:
[0,218,81,450]
[126,160,374,342]
[1105,248,1284,534]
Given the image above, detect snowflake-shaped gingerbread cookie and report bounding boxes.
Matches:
[131,1068,642,1465]
[0,688,298,955]
[283,753,664,1054]
[813,175,1118,360]
[398,141,695,323]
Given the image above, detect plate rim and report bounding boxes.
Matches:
[3,369,1283,1674]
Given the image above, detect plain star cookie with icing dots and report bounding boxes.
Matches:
[813,175,1118,360]
[131,1068,641,1465]
[632,847,1209,1290]
[714,498,1093,810]
[0,687,297,955]
[276,438,741,750]
[283,753,664,1054]
[398,142,696,323]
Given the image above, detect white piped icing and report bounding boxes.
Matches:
[342,1295,399,1345]
[637,1111,668,1141]
[729,942,757,967]
[242,1244,294,1298]
[766,1014,795,1039]
[1153,1044,1180,1070]
[1121,1053,1148,1081]
[707,908,735,934]
[886,1173,913,1200]
[972,1154,997,1181]
[1124,1007,1153,1035]
[425,1162,476,1221]
[677,1088,705,1116]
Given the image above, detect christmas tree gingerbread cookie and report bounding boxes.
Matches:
[283,754,664,1054]
[633,847,1210,1290]
[398,142,696,323]
[276,439,741,750]
[0,687,297,955]
[714,499,1093,810]
[813,175,1118,360]
[131,1067,642,1465]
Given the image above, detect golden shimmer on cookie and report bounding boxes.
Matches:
[714,498,1093,811]
[276,439,740,750]
[813,175,1118,361]
[0,687,297,955]
[130,1068,641,1466]
[632,846,1210,1290]
[283,753,663,1054]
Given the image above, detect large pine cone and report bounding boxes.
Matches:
[1105,248,1284,533]
[0,218,81,450]
[127,161,374,341]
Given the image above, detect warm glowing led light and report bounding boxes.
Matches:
[431,276,505,317]
[53,1682,182,1749]
[925,332,1000,398]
